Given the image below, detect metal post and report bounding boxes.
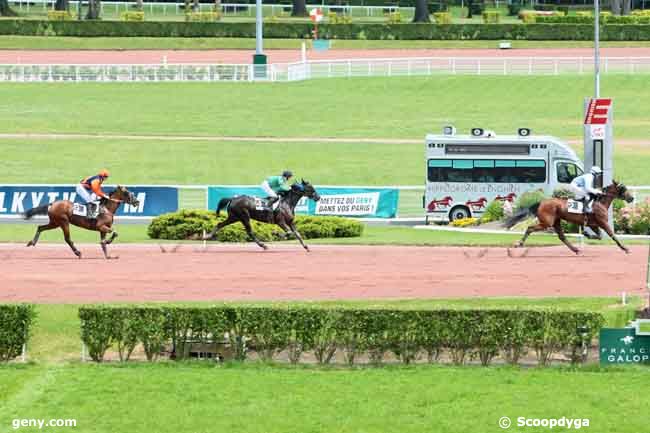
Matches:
[255,0,263,55]
[594,0,600,98]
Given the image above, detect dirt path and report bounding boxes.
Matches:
[0,243,644,303]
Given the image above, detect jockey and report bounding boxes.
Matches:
[77,169,111,217]
[261,170,293,209]
[569,166,603,213]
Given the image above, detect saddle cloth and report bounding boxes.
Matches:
[72,203,88,217]
[567,199,584,214]
[254,197,279,211]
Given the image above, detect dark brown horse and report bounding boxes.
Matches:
[504,181,634,254]
[22,185,140,259]
[203,180,320,251]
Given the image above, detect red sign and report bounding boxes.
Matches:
[584,98,612,125]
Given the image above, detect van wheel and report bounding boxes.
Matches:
[425,215,430,225]
[449,206,471,222]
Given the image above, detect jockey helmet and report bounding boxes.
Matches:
[590,166,603,176]
[99,169,110,178]
[282,170,293,178]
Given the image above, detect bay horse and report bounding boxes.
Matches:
[203,179,320,251]
[22,185,140,259]
[504,181,633,254]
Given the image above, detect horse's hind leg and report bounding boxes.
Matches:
[61,223,81,258]
[515,223,546,247]
[204,215,237,240]
[553,221,579,255]
[27,220,58,247]
[240,212,267,250]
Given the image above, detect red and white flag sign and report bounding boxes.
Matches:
[584,98,612,125]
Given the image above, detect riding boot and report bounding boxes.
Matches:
[266,196,278,210]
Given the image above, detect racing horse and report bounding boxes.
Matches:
[22,185,140,259]
[203,179,321,251]
[504,181,634,254]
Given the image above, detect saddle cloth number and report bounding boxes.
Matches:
[254,198,267,211]
[567,199,583,214]
[72,203,87,217]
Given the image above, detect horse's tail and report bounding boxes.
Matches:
[216,198,232,217]
[22,204,49,220]
[503,202,541,229]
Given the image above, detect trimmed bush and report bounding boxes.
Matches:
[432,12,452,24]
[0,305,35,362]
[147,209,363,241]
[386,11,402,24]
[1,20,650,40]
[121,11,144,21]
[185,11,221,22]
[78,306,605,366]
[47,10,74,21]
[615,200,650,235]
[482,11,500,24]
[515,189,546,210]
[479,199,505,223]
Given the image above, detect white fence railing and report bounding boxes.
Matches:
[10,0,410,16]
[3,57,650,83]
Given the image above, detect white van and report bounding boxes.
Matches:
[424,127,584,223]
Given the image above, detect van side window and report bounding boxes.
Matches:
[557,162,582,183]
[428,159,546,183]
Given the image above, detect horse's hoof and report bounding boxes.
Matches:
[624,249,631,255]
[26,241,34,247]
[107,255,119,260]
[76,252,82,259]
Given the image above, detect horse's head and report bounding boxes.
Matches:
[292,179,320,202]
[111,185,140,207]
[606,181,634,204]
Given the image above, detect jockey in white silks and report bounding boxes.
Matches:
[569,166,603,213]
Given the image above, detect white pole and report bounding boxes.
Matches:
[255,0,263,55]
[301,42,306,62]
[594,0,600,97]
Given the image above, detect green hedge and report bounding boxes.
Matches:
[147,209,363,241]
[0,305,36,362]
[2,20,650,40]
[79,306,604,366]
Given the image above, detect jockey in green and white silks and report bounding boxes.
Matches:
[261,170,293,208]
[569,166,603,213]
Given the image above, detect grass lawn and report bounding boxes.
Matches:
[3,76,650,140]
[0,362,648,433]
[4,35,650,50]
[0,138,649,186]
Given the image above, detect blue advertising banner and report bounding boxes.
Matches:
[0,185,178,217]
[208,186,399,218]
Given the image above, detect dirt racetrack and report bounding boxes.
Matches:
[0,243,646,303]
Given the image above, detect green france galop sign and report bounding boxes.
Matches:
[600,321,650,365]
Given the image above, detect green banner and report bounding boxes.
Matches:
[600,327,650,365]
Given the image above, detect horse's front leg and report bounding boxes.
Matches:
[289,222,309,252]
[99,226,118,259]
[600,223,630,254]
